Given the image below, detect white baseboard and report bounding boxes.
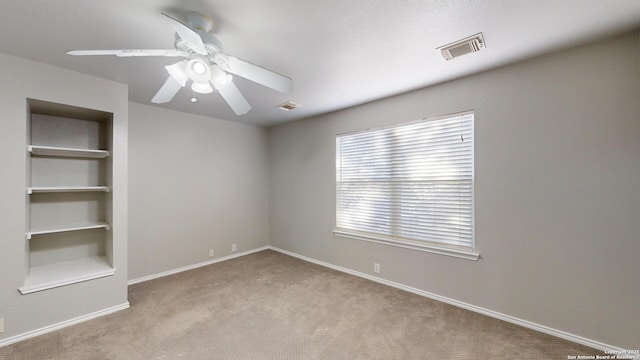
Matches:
[127,245,270,285]
[0,302,129,348]
[268,246,629,355]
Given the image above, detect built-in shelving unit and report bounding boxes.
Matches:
[21,99,115,295]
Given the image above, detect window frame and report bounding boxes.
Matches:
[333,111,479,261]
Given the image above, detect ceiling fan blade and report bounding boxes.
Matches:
[161,13,208,56]
[216,81,251,115]
[215,55,293,94]
[66,49,188,57]
[151,76,183,103]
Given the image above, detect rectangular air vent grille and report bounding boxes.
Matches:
[277,101,302,111]
[438,33,485,61]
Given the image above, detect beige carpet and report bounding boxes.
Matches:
[0,250,603,359]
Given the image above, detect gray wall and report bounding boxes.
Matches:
[269,32,640,348]
[127,102,270,280]
[0,31,637,349]
[0,54,129,341]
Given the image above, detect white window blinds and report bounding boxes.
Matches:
[336,112,474,250]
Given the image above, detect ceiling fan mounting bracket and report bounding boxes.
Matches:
[186,12,214,32]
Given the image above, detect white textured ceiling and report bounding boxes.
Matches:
[1,0,639,126]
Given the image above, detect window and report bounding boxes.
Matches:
[334,112,478,260]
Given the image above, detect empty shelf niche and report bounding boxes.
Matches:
[23,98,114,294]
[20,226,113,294]
[29,191,108,238]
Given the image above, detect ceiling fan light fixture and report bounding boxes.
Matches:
[191,80,214,94]
[185,58,211,83]
[210,65,232,90]
[192,61,207,75]
[165,61,189,86]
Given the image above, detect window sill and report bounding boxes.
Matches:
[333,229,480,261]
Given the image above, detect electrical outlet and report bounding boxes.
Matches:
[209,249,214,257]
[0,318,4,333]
[374,263,380,274]
[231,244,237,252]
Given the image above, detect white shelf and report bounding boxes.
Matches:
[28,186,110,194]
[27,222,109,240]
[28,145,110,158]
[19,256,115,294]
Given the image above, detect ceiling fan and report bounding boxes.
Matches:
[67,12,293,115]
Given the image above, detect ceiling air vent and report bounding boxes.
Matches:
[276,101,302,111]
[438,33,485,61]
